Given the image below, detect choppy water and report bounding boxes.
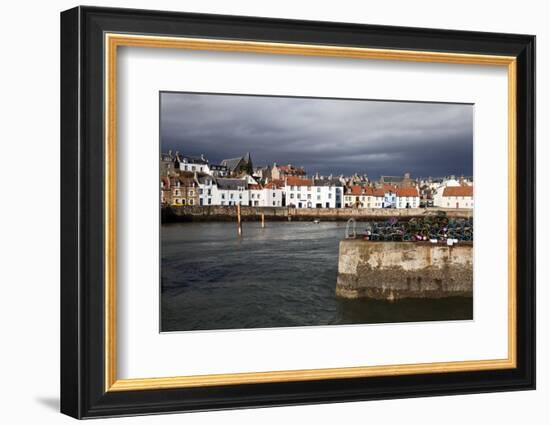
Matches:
[161,221,472,332]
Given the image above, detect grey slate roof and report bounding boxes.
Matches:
[197,176,216,185]
[220,157,244,172]
[313,178,343,187]
[216,178,247,190]
[178,154,208,165]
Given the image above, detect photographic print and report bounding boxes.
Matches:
[160,92,474,332]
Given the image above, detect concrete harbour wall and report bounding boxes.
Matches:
[336,240,473,300]
[162,205,472,222]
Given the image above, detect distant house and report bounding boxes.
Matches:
[175,153,210,174]
[395,187,420,208]
[196,176,216,206]
[379,172,414,188]
[271,163,306,180]
[344,185,364,208]
[284,176,343,209]
[221,152,253,176]
[347,173,369,185]
[253,166,271,181]
[440,186,474,209]
[248,183,263,207]
[284,176,313,208]
[169,176,199,206]
[433,177,465,207]
[216,178,249,206]
[160,176,172,205]
[343,185,386,208]
[263,180,284,207]
[160,151,176,176]
[313,178,343,208]
[208,164,229,177]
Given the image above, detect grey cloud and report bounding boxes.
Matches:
[160,92,473,179]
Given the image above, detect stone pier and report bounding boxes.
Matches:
[336,240,473,300]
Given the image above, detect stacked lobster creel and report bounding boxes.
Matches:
[362,214,473,243]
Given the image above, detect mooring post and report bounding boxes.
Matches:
[261,212,265,228]
[237,203,242,236]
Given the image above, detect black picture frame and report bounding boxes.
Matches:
[61,5,535,419]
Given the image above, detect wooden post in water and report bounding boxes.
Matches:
[261,212,265,228]
[237,203,242,236]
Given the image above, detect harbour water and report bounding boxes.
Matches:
[161,221,472,332]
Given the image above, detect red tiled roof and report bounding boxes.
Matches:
[264,179,285,189]
[380,184,397,192]
[248,184,262,190]
[349,185,365,195]
[396,187,419,197]
[277,164,304,173]
[348,186,385,197]
[286,176,312,187]
[443,186,473,197]
[370,188,386,197]
[161,176,170,188]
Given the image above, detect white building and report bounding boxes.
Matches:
[262,181,284,207]
[432,178,461,207]
[248,184,264,206]
[216,178,249,206]
[284,177,314,208]
[197,177,250,206]
[395,187,420,208]
[196,176,216,206]
[177,154,210,174]
[313,178,343,208]
[283,177,343,209]
[438,186,474,209]
[343,186,384,208]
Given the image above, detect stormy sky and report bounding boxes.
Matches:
[160,92,473,179]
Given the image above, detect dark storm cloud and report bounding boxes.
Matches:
[160,92,473,179]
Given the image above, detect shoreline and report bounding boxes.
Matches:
[161,205,473,223]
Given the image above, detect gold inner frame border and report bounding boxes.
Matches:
[104,33,517,392]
